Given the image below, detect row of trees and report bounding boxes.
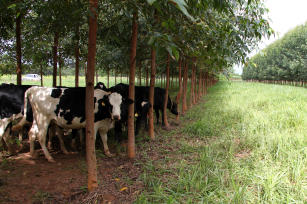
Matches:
[242,22,307,83]
[0,0,272,191]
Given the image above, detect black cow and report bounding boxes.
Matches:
[12,86,132,162]
[0,84,33,153]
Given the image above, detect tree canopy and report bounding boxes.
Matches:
[242,22,307,82]
[0,0,272,79]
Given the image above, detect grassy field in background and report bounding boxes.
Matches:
[135,81,306,203]
[0,74,167,88]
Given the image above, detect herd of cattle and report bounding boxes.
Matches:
[0,82,178,162]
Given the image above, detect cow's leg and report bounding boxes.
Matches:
[98,127,114,157]
[35,117,55,162]
[28,121,38,159]
[55,126,69,154]
[155,108,160,124]
[47,125,54,150]
[2,125,18,155]
[135,116,141,135]
[114,121,122,142]
[161,108,165,126]
[0,119,10,141]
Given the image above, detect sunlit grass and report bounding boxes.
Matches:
[0,74,170,88]
[136,81,307,203]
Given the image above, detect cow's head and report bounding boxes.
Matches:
[167,96,179,115]
[135,99,151,120]
[95,82,107,91]
[101,92,134,121]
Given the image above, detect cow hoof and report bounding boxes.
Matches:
[62,151,70,155]
[105,151,115,157]
[48,158,56,163]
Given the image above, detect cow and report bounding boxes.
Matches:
[95,82,151,140]
[106,83,178,126]
[151,86,178,125]
[0,84,33,154]
[12,86,131,162]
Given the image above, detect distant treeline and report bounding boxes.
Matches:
[242,22,307,83]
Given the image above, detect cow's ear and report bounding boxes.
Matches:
[126,98,134,105]
[101,94,109,106]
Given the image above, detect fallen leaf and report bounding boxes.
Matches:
[120,187,128,191]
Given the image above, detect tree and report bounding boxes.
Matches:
[85,0,98,192]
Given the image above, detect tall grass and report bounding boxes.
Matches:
[136,81,307,203]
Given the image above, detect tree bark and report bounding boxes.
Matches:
[148,48,156,140]
[160,73,163,87]
[52,32,59,87]
[16,13,22,85]
[59,51,62,87]
[107,67,110,88]
[86,0,98,192]
[127,11,138,159]
[146,66,149,86]
[175,58,182,120]
[163,54,170,128]
[200,72,203,99]
[75,25,80,87]
[189,65,194,108]
[40,64,43,87]
[182,62,188,113]
[138,61,142,86]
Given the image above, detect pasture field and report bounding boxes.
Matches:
[0,74,166,88]
[0,76,306,203]
[136,81,307,203]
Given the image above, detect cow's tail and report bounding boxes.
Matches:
[11,88,31,131]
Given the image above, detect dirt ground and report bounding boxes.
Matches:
[0,141,146,204]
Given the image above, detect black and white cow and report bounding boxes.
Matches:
[107,83,178,126]
[95,82,151,139]
[12,86,131,162]
[0,84,33,154]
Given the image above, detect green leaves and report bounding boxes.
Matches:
[169,0,194,21]
[146,0,157,5]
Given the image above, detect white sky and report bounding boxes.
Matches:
[234,0,307,74]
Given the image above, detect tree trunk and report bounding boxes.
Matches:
[16,14,22,85]
[120,71,122,83]
[163,54,170,128]
[171,70,174,88]
[75,33,80,87]
[107,67,110,88]
[59,51,62,87]
[160,73,163,87]
[182,62,188,113]
[189,65,194,108]
[175,58,182,120]
[75,26,80,87]
[146,66,149,86]
[40,64,43,87]
[148,48,156,140]
[138,61,142,86]
[115,70,117,85]
[52,32,59,87]
[198,71,202,100]
[127,11,138,159]
[86,0,98,192]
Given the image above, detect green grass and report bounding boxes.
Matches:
[136,81,307,203]
[0,74,169,88]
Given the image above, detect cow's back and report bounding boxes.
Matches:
[0,84,32,119]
